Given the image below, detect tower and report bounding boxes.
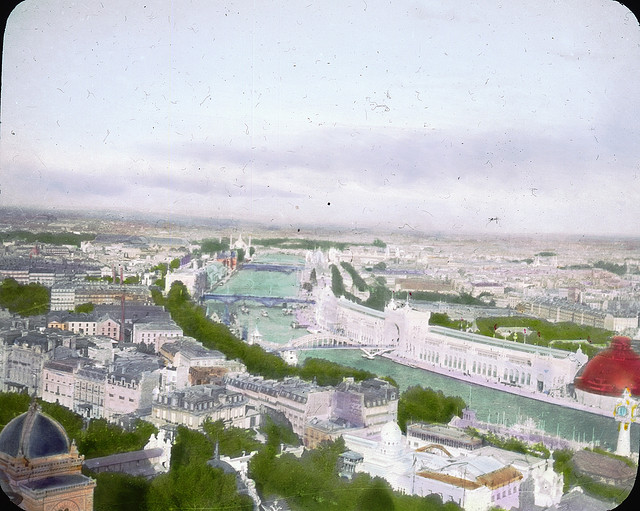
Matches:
[613,387,637,457]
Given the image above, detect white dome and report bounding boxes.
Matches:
[380,421,402,446]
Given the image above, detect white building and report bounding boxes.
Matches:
[342,421,524,511]
[315,290,589,398]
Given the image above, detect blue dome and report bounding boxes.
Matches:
[0,403,70,459]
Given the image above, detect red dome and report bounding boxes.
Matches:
[574,336,640,396]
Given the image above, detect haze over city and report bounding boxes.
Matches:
[1,0,639,236]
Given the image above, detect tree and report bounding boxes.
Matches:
[397,386,466,431]
[0,278,50,316]
[169,258,181,271]
[74,302,95,313]
[356,478,395,511]
[330,264,346,297]
[202,419,261,458]
[92,472,150,511]
[372,238,387,248]
[310,268,317,285]
[199,239,230,255]
[237,248,246,262]
[151,263,168,277]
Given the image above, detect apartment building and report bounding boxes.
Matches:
[224,374,333,438]
[151,384,260,430]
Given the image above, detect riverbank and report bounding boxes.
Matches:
[383,351,614,418]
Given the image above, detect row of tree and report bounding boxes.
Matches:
[154,282,377,385]
[340,261,368,292]
[329,264,392,312]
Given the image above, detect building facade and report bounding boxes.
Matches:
[151,384,259,429]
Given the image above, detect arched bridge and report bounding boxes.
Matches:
[254,332,396,358]
[201,293,315,307]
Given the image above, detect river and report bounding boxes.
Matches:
[205,253,639,454]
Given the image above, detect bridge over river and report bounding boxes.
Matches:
[201,293,314,307]
[253,331,396,359]
[240,263,303,274]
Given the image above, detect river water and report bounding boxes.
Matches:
[205,254,639,454]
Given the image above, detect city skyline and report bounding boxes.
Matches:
[1,0,639,236]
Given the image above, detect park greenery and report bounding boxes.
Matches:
[397,386,466,432]
[91,472,152,511]
[153,282,377,386]
[249,433,461,511]
[372,238,387,248]
[0,230,95,246]
[473,315,613,357]
[0,278,50,316]
[144,424,254,511]
[552,449,632,505]
[428,312,472,330]
[88,413,462,511]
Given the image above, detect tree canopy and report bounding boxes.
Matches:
[397,386,466,432]
[0,278,50,316]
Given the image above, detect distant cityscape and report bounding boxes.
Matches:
[0,208,638,511]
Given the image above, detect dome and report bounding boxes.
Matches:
[574,336,640,397]
[0,402,70,459]
[380,421,402,446]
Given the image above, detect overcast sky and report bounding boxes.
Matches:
[1,0,639,236]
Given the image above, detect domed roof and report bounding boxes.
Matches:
[380,421,402,446]
[0,402,70,459]
[574,336,640,397]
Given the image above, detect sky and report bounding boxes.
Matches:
[1,0,639,236]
